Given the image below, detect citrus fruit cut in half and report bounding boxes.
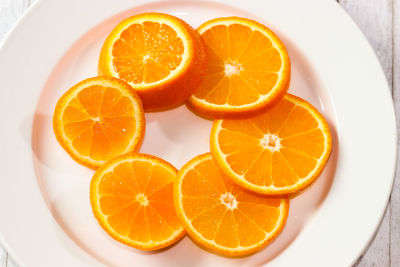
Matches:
[187,16,290,119]
[53,76,145,169]
[174,153,289,257]
[210,94,332,195]
[98,12,206,111]
[90,153,185,250]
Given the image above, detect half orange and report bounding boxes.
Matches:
[210,94,332,195]
[174,153,289,256]
[187,16,290,119]
[90,153,185,250]
[53,76,145,169]
[98,13,206,111]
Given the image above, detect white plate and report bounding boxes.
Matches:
[0,0,396,266]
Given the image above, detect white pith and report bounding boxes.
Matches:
[260,133,281,152]
[220,192,238,210]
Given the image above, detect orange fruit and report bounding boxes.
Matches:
[98,13,206,111]
[187,16,290,119]
[90,153,185,250]
[210,94,332,195]
[174,153,289,256]
[53,76,145,169]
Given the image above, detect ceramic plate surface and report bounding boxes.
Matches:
[0,0,396,266]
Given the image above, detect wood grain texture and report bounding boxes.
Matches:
[0,0,397,266]
[391,0,400,266]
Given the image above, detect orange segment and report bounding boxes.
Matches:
[53,76,145,169]
[210,94,332,195]
[187,17,290,119]
[90,153,185,250]
[98,13,206,111]
[174,153,289,256]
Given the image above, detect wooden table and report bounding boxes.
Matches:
[0,0,398,266]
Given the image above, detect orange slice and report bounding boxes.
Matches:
[53,76,145,169]
[90,153,185,250]
[210,94,332,195]
[98,13,206,111]
[174,153,289,256]
[187,16,290,119]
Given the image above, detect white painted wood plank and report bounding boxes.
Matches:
[338,0,393,266]
[0,0,31,41]
[390,0,400,266]
[0,246,7,267]
[339,0,393,82]
[354,207,391,267]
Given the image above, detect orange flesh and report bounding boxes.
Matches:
[62,86,137,162]
[194,24,282,106]
[180,156,284,248]
[97,160,181,243]
[216,96,327,187]
[112,22,184,84]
